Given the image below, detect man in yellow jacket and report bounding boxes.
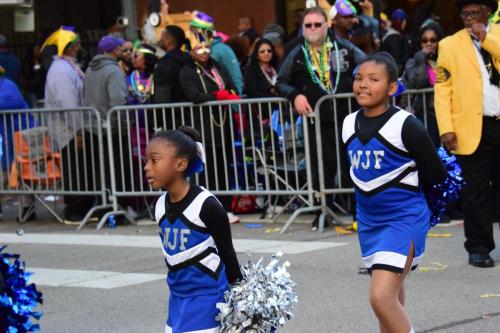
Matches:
[435,0,500,268]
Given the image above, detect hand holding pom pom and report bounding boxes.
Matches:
[216,252,297,332]
[425,147,464,227]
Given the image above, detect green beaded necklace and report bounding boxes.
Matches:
[302,37,341,94]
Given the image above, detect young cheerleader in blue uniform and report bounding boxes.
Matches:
[144,126,241,333]
[342,52,446,333]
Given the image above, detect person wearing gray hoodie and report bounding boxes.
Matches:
[81,36,130,222]
[84,36,127,120]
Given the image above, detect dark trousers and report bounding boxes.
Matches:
[62,134,100,219]
[103,130,131,208]
[307,121,351,212]
[200,142,232,211]
[62,131,129,219]
[192,113,232,212]
[457,117,500,254]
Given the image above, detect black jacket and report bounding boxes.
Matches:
[402,50,435,115]
[277,33,365,123]
[244,62,277,98]
[153,49,190,103]
[179,59,236,148]
[179,59,237,104]
[381,28,411,75]
[403,50,433,90]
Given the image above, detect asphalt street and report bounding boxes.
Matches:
[0,203,499,333]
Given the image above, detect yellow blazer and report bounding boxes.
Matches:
[434,26,500,155]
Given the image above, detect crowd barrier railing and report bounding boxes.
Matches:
[0,107,111,228]
[2,89,436,232]
[103,98,321,231]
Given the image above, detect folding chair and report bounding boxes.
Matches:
[251,116,310,221]
[9,127,62,223]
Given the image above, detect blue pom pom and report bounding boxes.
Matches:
[393,80,406,97]
[0,245,43,332]
[425,148,464,227]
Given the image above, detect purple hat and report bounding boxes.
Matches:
[330,0,358,18]
[391,9,407,21]
[98,35,124,53]
[190,11,215,30]
[61,25,76,32]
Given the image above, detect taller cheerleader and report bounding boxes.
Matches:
[144,126,241,333]
[342,52,446,333]
[276,6,366,229]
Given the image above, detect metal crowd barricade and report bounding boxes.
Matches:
[0,107,111,229]
[103,98,320,231]
[312,88,436,232]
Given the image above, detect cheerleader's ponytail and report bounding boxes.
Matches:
[178,126,206,177]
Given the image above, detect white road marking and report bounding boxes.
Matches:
[434,220,463,227]
[29,267,164,289]
[0,233,348,254]
[1,233,348,289]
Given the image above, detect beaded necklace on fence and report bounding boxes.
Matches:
[302,37,341,94]
[130,70,153,103]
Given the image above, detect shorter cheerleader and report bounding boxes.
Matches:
[144,126,242,333]
[342,52,447,333]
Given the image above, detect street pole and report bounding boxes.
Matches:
[372,0,382,38]
[121,0,138,40]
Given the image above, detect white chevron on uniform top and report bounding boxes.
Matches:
[0,233,348,254]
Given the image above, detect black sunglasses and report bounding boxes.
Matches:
[460,10,482,19]
[304,22,324,29]
[421,38,438,44]
[259,49,273,54]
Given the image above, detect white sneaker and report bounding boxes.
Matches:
[227,212,240,224]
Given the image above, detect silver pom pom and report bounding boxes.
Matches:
[216,252,298,332]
